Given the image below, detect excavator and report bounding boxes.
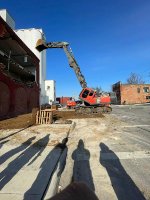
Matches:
[36,39,112,113]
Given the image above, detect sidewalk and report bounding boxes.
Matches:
[0,123,72,200]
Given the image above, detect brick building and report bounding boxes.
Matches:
[112,82,150,104]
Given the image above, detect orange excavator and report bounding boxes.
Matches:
[36,39,112,113]
[66,97,77,109]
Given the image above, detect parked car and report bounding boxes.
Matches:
[56,103,62,108]
[41,103,51,109]
[75,100,83,105]
[52,103,62,109]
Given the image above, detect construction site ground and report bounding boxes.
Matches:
[0,105,150,200]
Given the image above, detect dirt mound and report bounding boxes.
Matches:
[0,110,103,129]
[53,110,103,120]
[0,113,33,129]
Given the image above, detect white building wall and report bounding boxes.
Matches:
[45,80,56,104]
[0,9,15,29]
[15,28,47,105]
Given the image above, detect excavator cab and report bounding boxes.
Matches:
[79,88,97,105]
[79,88,111,107]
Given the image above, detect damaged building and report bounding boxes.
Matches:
[0,12,39,119]
[0,9,56,119]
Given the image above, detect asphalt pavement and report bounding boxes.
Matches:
[60,105,150,200]
[105,104,150,200]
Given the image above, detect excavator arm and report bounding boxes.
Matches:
[36,39,87,88]
[36,39,112,113]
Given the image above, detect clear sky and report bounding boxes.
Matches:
[1,0,150,97]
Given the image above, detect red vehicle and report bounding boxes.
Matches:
[78,88,111,113]
[80,88,110,105]
[67,99,77,109]
[36,40,112,113]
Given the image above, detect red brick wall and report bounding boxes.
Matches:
[0,71,39,120]
[121,84,150,104]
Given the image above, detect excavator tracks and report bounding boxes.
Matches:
[75,106,112,114]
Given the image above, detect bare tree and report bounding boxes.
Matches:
[92,86,102,95]
[126,72,145,84]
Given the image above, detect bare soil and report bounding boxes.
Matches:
[0,110,104,129]
[0,113,33,129]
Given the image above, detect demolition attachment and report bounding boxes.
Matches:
[36,39,69,52]
[35,39,87,88]
[36,39,48,52]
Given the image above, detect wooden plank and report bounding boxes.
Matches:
[35,110,53,125]
[46,112,48,124]
[40,110,42,124]
[42,111,45,124]
[44,109,56,112]
[36,111,38,124]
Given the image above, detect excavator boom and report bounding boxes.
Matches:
[36,39,69,51]
[36,39,112,113]
[36,39,87,88]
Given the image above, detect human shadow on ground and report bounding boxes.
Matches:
[0,140,9,149]
[0,137,36,165]
[72,139,95,191]
[0,126,31,142]
[24,137,68,200]
[99,143,146,200]
[0,134,50,190]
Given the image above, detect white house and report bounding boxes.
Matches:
[45,80,56,104]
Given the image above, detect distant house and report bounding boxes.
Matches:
[45,80,56,104]
[112,81,150,104]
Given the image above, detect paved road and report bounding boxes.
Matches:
[60,105,150,200]
[112,104,150,125]
[105,105,150,200]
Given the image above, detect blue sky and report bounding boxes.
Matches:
[1,0,150,97]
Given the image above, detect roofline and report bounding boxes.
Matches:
[0,16,39,64]
[15,28,46,39]
[0,9,15,23]
[121,84,150,86]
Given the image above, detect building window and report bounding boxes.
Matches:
[82,89,89,98]
[89,91,94,96]
[143,87,149,93]
[47,86,50,90]
[146,96,150,100]
[137,88,140,93]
